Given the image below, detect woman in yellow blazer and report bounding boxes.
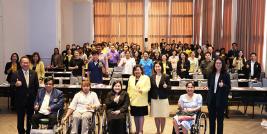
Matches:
[31,52,45,83]
[127,65,151,134]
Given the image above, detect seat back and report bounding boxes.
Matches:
[260,72,266,81]
[193,74,204,79]
[109,78,123,86]
[198,81,207,87]
[112,72,122,78]
[179,80,187,87]
[231,80,238,87]
[249,81,262,87]
[262,78,267,87]
[113,67,123,72]
[230,73,238,80]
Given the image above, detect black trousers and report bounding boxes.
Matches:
[10,88,15,109]
[108,118,127,134]
[16,105,34,134]
[208,105,225,134]
[31,112,57,129]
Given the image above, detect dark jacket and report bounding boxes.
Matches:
[69,58,84,76]
[34,88,64,114]
[176,60,190,78]
[10,69,39,108]
[244,60,261,79]
[88,60,104,83]
[4,62,21,83]
[105,90,130,121]
[207,72,231,108]
[149,74,171,99]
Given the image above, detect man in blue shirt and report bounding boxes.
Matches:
[88,50,107,83]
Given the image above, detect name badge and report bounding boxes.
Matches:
[53,98,58,102]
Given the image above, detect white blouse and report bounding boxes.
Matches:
[168,56,179,70]
[69,91,100,113]
[214,73,220,93]
[155,74,162,87]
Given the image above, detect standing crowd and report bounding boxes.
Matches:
[4,40,263,134]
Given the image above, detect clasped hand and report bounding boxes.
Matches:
[87,104,96,110]
[111,110,120,115]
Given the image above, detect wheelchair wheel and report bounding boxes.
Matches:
[54,123,64,134]
[195,113,207,134]
[126,112,132,134]
[62,117,72,134]
[89,111,101,134]
[101,110,108,134]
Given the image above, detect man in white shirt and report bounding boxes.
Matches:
[118,50,136,75]
[31,77,64,129]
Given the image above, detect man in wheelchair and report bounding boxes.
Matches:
[173,82,203,134]
[31,77,64,129]
[62,80,100,134]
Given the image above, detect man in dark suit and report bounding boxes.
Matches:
[244,52,261,80]
[31,77,64,129]
[227,43,239,69]
[10,56,39,134]
[161,44,173,58]
[160,38,166,50]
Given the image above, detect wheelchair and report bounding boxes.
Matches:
[63,110,101,134]
[101,105,132,134]
[30,109,64,134]
[172,111,207,134]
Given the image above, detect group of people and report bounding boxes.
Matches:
[5,41,261,84]
[58,41,261,81]
[4,40,263,134]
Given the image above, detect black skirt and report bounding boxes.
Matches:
[130,106,148,116]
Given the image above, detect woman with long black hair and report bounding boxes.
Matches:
[105,80,130,134]
[207,58,231,134]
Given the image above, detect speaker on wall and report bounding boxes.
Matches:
[145,38,148,42]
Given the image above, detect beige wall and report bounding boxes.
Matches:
[0,0,30,83]
[0,0,61,83]
[61,0,94,48]
[61,0,74,48]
